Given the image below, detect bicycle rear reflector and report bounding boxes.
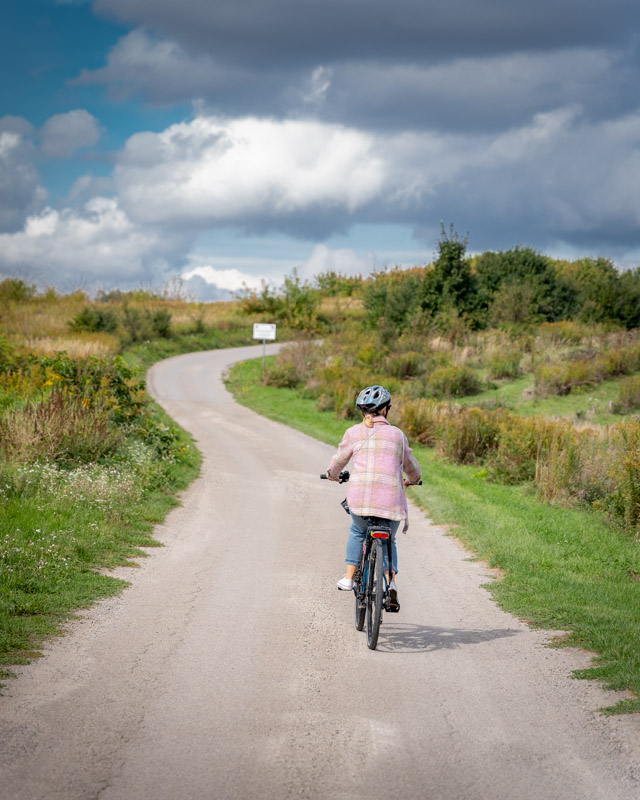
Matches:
[371,530,390,538]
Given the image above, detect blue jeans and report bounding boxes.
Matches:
[346,513,401,574]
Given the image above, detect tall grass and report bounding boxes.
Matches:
[0,387,123,464]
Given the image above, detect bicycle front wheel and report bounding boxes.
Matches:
[366,539,384,650]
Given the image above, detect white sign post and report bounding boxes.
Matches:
[252,323,277,381]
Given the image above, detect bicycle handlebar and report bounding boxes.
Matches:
[320,471,350,483]
[320,472,422,486]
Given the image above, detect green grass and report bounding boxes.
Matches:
[457,374,631,425]
[0,393,201,685]
[225,356,350,446]
[226,357,640,714]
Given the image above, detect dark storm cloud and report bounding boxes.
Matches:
[93,0,639,67]
[317,50,630,133]
[7,0,637,288]
[81,0,640,135]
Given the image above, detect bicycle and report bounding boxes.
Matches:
[320,470,421,650]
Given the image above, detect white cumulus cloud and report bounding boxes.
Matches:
[0,197,182,287]
[114,115,385,224]
[181,265,266,292]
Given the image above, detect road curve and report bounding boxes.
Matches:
[1,344,640,800]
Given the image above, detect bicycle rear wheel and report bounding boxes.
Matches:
[366,539,384,649]
[355,581,366,631]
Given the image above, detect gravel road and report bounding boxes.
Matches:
[2,343,640,800]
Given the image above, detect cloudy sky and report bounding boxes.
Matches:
[2,0,640,299]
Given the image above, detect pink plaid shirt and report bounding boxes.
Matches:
[326,417,421,530]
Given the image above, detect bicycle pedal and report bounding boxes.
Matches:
[387,602,400,613]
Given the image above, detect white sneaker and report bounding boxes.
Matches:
[337,576,355,591]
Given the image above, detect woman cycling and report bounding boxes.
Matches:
[325,385,421,609]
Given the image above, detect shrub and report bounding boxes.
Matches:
[613,376,640,413]
[436,408,501,464]
[150,308,172,338]
[486,347,522,380]
[486,415,560,484]
[0,336,16,372]
[267,340,324,390]
[0,387,123,464]
[120,305,172,342]
[534,360,598,396]
[0,278,37,302]
[427,365,482,398]
[69,306,119,334]
[121,305,153,342]
[265,360,301,388]
[384,350,428,379]
[239,270,320,330]
[393,398,447,445]
[596,344,640,379]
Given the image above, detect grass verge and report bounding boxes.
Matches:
[1,328,291,683]
[0,378,201,687]
[226,357,640,714]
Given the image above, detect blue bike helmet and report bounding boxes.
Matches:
[356,385,391,413]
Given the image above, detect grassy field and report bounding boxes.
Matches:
[0,401,200,682]
[456,373,627,424]
[226,356,640,714]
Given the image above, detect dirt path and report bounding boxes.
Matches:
[1,344,640,799]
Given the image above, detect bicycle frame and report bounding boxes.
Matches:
[355,518,392,604]
[353,517,396,648]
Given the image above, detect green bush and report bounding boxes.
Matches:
[265,360,301,388]
[485,347,522,380]
[0,336,16,372]
[121,305,172,342]
[614,376,640,412]
[0,278,37,302]
[427,365,482,398]
[596,344,640,379]
[240,270,320,330]
[534,360,598,396]
[384,350,428,379]
[69,306,119,334]
[266,339,322,389]
[150,308,172,338]
[486,415,560,484]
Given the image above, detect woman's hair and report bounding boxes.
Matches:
[363,412,375,429]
